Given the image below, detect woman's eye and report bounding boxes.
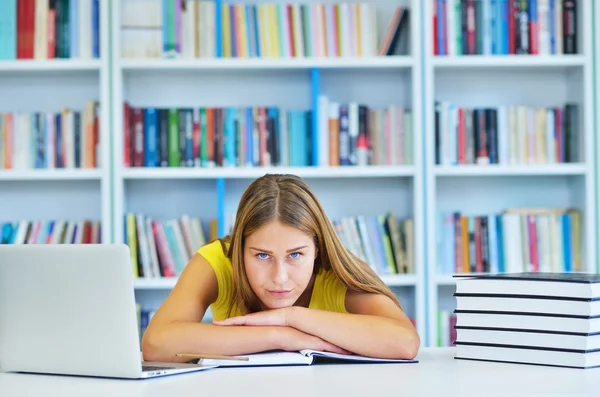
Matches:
[257,253,270,260]
[289,252,301,259]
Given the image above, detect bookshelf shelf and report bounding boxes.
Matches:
[119,56,414,72]
[120,166,416,180]
[0,169,103,181]
[0,59,101,73]
[432,55,586,70]
[424,0,593,348]
[433,164,587,177]
[133,274,418,290]
[113,0,425,343]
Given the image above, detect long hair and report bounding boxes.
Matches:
[220,174,402,316]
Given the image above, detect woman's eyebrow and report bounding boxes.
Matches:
[248,245,308,253]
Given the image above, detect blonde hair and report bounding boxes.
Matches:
[219,174,402,316]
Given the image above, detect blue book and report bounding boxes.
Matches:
[245,107,253,167]
[144,108,158,167]
[562,213,572,272]
[0,0,17,60]
[92,0,100,58]
[496,214,505,273]
[224,108,236,167]
[549,0,556,54]
[56,114,63,168]
[70,0,79,58]
[437,0,445,55]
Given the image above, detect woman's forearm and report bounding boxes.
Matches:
[142,321,280,363]
[286,306,420,360]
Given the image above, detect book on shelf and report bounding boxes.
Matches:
[433,0,578,56]
[434,102,579,167]
[1,219,101,244]
[437,208,581,275]
[453,272,600,369]
[331,212,414,275]
[123,101,411,169]
[125,213,212,279]
[318,96,413,167]
[0,100,100,170]
[120,0,410,60]
[128,210,413,280]
[437,310,457,347]
[0,0,100,61]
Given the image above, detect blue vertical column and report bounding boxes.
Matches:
[215,0,223,58]
[217,178,226,237]
[310,68,320,166]
[215,0,224,237]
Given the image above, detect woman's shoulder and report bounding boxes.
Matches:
[196,239,235,319]
[196,239,233,278]
[311,268,348,313]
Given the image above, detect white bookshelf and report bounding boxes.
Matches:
[120,56,414,70]
[111,0,426,339]
[423,1,595,347]
[0,1,112,245]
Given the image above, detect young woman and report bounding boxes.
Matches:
[142,174,420,363]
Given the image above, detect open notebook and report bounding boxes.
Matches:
[198,350,418,367]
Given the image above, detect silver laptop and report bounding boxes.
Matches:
[0,244,217,379]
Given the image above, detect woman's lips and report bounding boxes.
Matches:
[268,289,292,298]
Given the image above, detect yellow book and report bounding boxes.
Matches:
[569,209,581,271]
[126,213,139,278]
[461,216,469,273]
[258,4,269,57]
[355,3,362,56]
[270,4,280,58]
[237,4,248,58]
[221,3,232,57]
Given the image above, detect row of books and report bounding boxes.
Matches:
[437,208,582,276]
[433,0,578,56]
[125,213,212,279]
[123,101,413,169]
[121,0,409,59]
[0,0,100,60]
[434,102,579,166]
[317,96,413,167]
[454,273,600,369]
[437,310,457,347]
[0,101,101,170]
[332,213,414,275]
[125,210,413,279]
[0,219,102,245]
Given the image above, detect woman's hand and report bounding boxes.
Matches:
[275,326,351,355]
[213,308,289,327]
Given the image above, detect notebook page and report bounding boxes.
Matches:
[300,349,418,363]
[201,351,313,367]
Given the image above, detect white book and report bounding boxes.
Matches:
[456,328,600,352]
[456,343,600,369]
[196,349,418,367]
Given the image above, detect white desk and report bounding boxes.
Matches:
[1,348,599,397]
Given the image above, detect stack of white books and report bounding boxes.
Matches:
[452,272,600,369]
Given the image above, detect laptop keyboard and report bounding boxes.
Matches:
[142,365,176,372]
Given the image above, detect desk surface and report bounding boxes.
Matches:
[1,347,599,397]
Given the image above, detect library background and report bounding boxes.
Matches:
[0,0,590,348]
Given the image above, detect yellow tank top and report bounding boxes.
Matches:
[197,240,348,320]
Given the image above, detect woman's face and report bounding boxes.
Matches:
[243,220,317,310]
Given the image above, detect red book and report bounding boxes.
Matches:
[432,0,438,55]
[123,102,130,167]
